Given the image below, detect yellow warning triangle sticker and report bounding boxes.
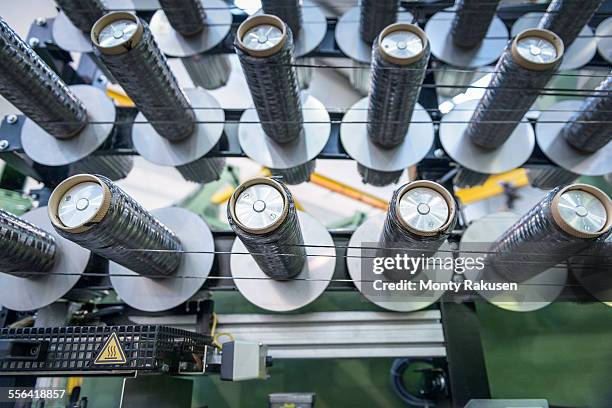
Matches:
[94,332,127,365]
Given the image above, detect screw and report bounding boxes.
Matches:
[6,114,17,124]
[28,37,40,47]
[0,140,9,151]
[35,18,47,26]
[433,149,445,159]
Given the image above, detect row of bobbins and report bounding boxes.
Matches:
[2,175,610,313]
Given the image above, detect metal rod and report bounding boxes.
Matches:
[261,0,302,39]
[466,29,564,150]
[451,0,501,49]
[91,12,195,142]
[538,0,604,48]
[485,183,612,283]
[359,0,399,44]
[367,23,430,149]
[378,180,457,281]
[55,0,106,33]
[561,74,612,153]
[228,177,306,280]
[48,174,183,278]
[158,0,207,36]
[235,15,303,144]
[0,209,57,279]
[0,17,88,139]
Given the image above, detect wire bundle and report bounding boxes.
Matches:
[55,0,106,33]
[378,181,456,281]
[538,0,604,48]
[261,0,302,38]
[485,185,611,283]
[0,209,57,278]
[228,179,306,280]
[359,0,399,44]
[235,20,303,144]
[51,175,183,278]
[158,0,207,36]
[561,74,612,153]
[466,30,563,150]
[367,28,430,148]
[0,17,87,139]
[93,15,195,142]
[451,0,500,49]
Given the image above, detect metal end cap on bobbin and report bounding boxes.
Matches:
[511,28,564,71]
[91,12,143,55]
[229,177,290,235]
[551,184,612,239]
[48,174,111,234]
[394,180,456,237]
[378,23,428,65]
[236,14,287,57]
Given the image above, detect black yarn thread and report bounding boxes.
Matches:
[159,0,207,36]
[55,0,106,33]
[53,176,183,278]
[261,0,302,38]
[181,54,231,89]
[359,0,399,44]
[451,0,500,49]
[357,164,402,187]
[228,180,306,280]
[466,41,561,150]
[527,167,577,190]
[271,160,316,185]
[0,209,57,278]
[94,17,195,142]
[485,186,611,283]
[70,155,135,182]
[0,18,87,139]
[235,23,303,144]
[453,169,489,188]
[367,32,430,149]
[176,156,226,184]
[538,0,603,48]
[561,74,612,153]
[378,183,457,281]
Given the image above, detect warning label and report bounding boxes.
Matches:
[94,332,127,365]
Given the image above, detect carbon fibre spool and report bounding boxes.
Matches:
[360,0,399,44]
[561,75,611,153]
[451,0,501,49]
[0,17,87,139]
[379,181,457,281]
[341,24,434,187]
[55,0,106,32]
[229,178,335,311]
[261,0,301,37]
[467,29,564,150]
[0,207,91,312]
[93,13,226,183]
[453,169,489,188]
[70,155,135,182]
[92,12,194,142]
[485,184,611,285]
[235,15,302,144]
[236,15,330,185]
[527,167,577,190]
[228,178,305,280]
[150,0,232,90]
[368,24,430,149]
[49,174,183,278]
[0,209,57,278]
[538,0,603,48]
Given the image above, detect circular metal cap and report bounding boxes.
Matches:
[91,12,143,55]
[48,174,111,234]
[236,14,287,57]
[551,184,611,238]
[395,180,456,237]
[511,29,564,70]
[378,23,427,65]
[229,178,289,234]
